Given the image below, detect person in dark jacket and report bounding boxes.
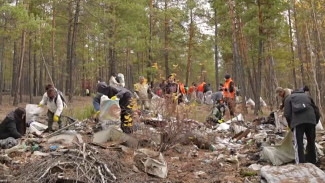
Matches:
[93,85,134,134]
[284,90,321,164]
[0,107,26,139]
[93,80,108,112]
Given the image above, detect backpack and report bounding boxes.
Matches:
[55,90,67,107]
[291,93,310,113]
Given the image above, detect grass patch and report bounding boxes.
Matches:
[63,104,94,120]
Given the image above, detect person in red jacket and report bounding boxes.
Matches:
[223,74,236,116]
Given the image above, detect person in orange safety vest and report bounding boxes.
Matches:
[223,74,236,116]
[197,82,206,104]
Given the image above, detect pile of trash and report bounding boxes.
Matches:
[1,102,325,182]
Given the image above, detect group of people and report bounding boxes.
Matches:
[0,72,321,167]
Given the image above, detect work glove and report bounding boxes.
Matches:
[111,96,117,100]
[287,126,290,131]
[37,104,42,107]
[53,115,59,122]
[218,119,225,124]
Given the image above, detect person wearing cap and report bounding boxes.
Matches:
[39,87,64,132]
[0,108,26,139]
[275,87,292,110]
[223,74,236,116]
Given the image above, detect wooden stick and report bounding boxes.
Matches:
[45,120,79,138]
[98,166,105,183]
[103,164,117,181]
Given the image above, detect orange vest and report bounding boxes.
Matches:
[179,82,186,94]
[223,79,235,99]
[197,82,206,92]
[188,86,194,94]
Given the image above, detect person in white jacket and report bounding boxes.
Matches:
[39,87,64,132]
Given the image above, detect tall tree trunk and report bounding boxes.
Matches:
[228,0,240,83]
[108,4,117,77]
[69,0,81,101]
[39,52,43,95]
[51,1,56,83]
[0,37,4,104]
[164,0,170,79]
[66,0,73,96]
[29,37,33,103]
[292,0,304,86]
[305,23,323,116]
[254,0,263,115]
[185,9,193,86]
[214,8,219,89]
[148,0,153,82]
[288,1,297,89]
[12,41,18,97]
[310,0,324,105]
[13,30,26,106]
[33,35,38,96]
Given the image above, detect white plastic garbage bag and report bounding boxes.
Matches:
[260,131,295,166]
[316,120,324,131]
[260,97,267,107]
[99,95,121,122]
[260,163,325,183]
[225,113,244,124]
[246,98,255,107]
[29,122,48,136]
[134,148,168,178]
[204,91,213,105]
[26,104,44,123]
[217,123,230,131]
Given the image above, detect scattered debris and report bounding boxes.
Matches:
[0,137,18,149]
[260,163,325,183]
[133,148,168,178]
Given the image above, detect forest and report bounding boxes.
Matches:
[0,0,324,114]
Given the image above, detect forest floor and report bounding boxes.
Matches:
[1,96,325,182]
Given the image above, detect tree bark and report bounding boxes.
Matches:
[254,0,263,115]
[164,0,170,79]
[29,37,33,103]
[148,0,154,82]
[108,4,117,77]
[288,1,297,89]
[33,35,38,96]
[66,0,73,95]
[228,0,240,83]
[214,8,219,89]
[185,8,193,86]
[51,1,56,84]
[292,0,304,86]
[13,30,26,106]
[0,37,4,104]
[305,23,323,116]
[12,41,18,97]
[68,0,81,101]
[39,52,43,95]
